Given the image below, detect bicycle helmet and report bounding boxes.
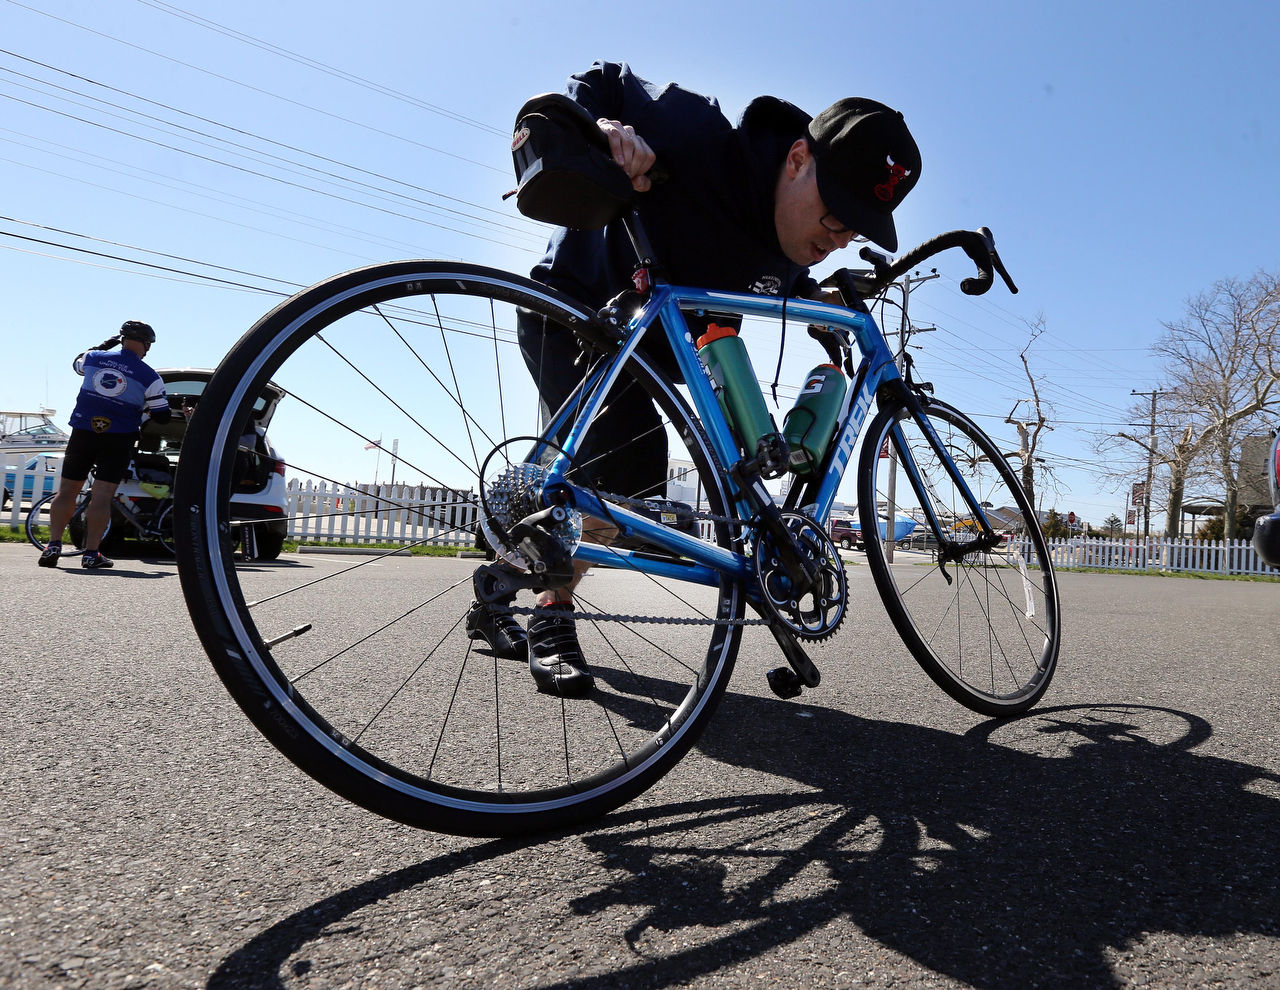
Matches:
[119,320,156,344]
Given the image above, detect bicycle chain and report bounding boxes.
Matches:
[493,604,768,627]
[484,492,767,626]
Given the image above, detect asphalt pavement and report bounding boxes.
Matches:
[3,541,1279,989]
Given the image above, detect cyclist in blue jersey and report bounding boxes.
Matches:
[468,61,922,696]
[39,321,171,569]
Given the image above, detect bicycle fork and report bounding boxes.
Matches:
[887,395,1004,584]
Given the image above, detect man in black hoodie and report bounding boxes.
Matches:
[470,61,922,696]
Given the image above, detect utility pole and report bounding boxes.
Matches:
[1131,389,1160,539]
[883,270,939,563]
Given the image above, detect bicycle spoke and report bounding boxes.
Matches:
[176,262,744,833]
[859,398,1059,714]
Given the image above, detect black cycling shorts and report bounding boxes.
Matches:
[61,428,139,485]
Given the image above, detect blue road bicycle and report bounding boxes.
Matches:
[176,211,1059,836]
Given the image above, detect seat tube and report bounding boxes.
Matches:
[545,311,652,492]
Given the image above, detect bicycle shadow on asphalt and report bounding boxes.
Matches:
[208,694,1280,990]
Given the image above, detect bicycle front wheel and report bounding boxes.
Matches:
[857,398,1060,716]
[175,261,745,835]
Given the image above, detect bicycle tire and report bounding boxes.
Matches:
[175,260,745,835]
[857,397,1060,716]
[25,493,56,551]
[155,502,177,556]
[26,490,103,553]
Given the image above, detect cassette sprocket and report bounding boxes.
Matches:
[479,458,582,574]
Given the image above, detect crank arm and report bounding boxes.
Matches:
[731,463,818,595]
[747,595,820,694]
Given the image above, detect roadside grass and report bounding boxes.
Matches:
[885,547,1279,582]
[287,540,469,557]
[1052,563,1280,583]
[2,525,471,558]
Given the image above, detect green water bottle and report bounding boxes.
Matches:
[782,364,847,477]
[696,323,774,455]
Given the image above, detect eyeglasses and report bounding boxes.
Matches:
[819,213,870,243]
[818,211,852,234]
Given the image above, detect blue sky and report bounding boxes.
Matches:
[3,0,1278,525]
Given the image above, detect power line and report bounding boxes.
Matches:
[131,0,507,137]
[2,1,510,171]
[0,138,454,262]
[0,49,536,236]
[0,214,302,289]
[0,220,292,294]
[0,217,527,348]
[0,87,531,252]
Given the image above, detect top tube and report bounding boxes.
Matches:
[646,284,898,477]
[543,213,1015,548]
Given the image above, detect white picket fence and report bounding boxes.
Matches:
[2,466,57,529]
[285,479,480,548]
[1023,536,1277,578]
[4,472,483,547]
[9,467,1277,576]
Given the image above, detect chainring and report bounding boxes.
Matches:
[753,511,848,642]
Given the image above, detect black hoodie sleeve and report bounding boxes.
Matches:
[563,61,660,123]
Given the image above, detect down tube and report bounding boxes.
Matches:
[895,404,995,533]
[807,364,878,522]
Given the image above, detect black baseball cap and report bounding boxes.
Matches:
[807,97,921,253]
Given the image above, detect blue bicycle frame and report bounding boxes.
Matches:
[534,280,994,588]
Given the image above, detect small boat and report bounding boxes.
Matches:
[1,409,69,459]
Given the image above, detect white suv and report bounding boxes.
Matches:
[141,369,290,559]
[1253,431,1280,567]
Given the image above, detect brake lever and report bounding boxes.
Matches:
[978,226,1019,295]
[902,351,933,396]
[990,247,1018,294]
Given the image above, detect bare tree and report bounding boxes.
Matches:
[1154,272,1280,539]
[1105,389,1217,538]
[1005,322,1054,514]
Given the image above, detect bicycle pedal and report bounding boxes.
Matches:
[766,666,804,700]
[764,618,821,688]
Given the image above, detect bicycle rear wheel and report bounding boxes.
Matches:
[26,490,104,553]
[154,502,176,556]
[175,261,745,835]
[26,493,57,551]
[857,398,1060,716]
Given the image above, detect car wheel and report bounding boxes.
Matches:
[839,537,853,550]
[253,523,288,561]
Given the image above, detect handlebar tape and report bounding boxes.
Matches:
[855,228,1017,298]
